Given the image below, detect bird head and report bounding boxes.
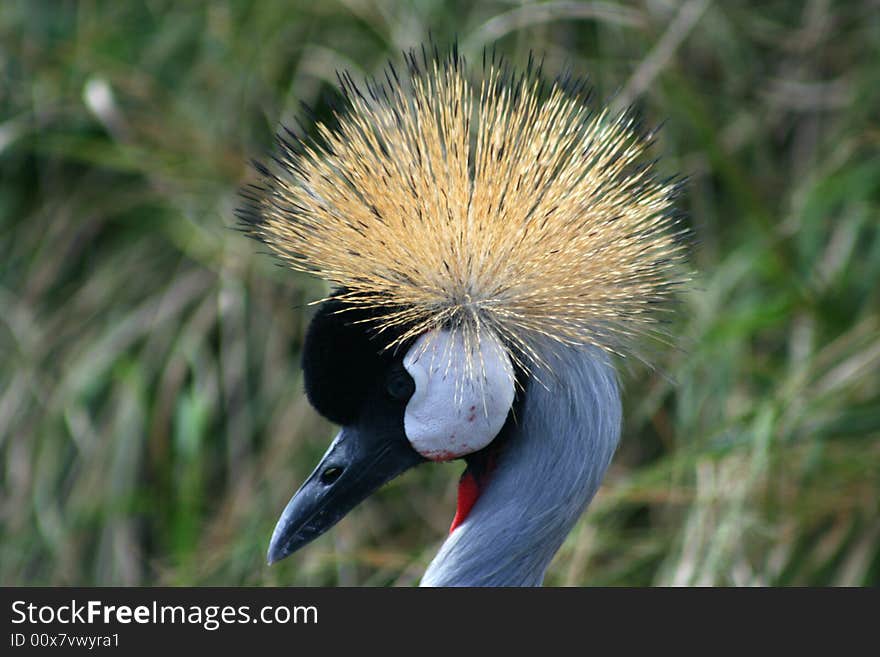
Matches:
[239,46,687,568]
[266,295,520,563]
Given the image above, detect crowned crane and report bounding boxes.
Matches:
[239,48,686,586]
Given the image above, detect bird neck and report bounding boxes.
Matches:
[420,346,622,586]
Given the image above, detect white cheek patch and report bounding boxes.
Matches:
[403,329,515,461]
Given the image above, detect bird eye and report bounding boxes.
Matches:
[386,367,415,401]
[320,466,344,485]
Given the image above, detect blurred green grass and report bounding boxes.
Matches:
[1,0,878,586]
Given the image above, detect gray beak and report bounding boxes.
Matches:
[267,425,423,565]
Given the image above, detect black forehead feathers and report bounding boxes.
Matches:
[302,292,533,428]
[301,296,404,425]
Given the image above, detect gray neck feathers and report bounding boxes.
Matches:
[420,346,621,587]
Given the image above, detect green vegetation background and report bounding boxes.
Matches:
[1,1,878,586]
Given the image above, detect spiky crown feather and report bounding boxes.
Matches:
[240,48,688,372]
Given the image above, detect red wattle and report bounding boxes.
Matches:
[449,471,480,533]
